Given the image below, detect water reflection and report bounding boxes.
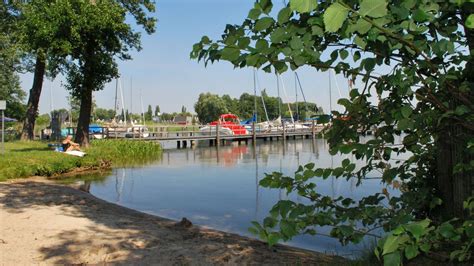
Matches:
[85,138,398,256]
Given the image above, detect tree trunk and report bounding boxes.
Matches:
[21,52,46,140]
[436,5,474,219]
[75,87,92,147]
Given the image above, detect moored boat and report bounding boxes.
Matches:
[200,114,249,136]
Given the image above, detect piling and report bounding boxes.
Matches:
[216,124,220,147]
[252,122,257,144]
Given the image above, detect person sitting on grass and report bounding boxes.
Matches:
[62,135,81,152]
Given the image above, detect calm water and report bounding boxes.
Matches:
[82,138,401,256]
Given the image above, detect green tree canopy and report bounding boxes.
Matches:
[0,3,25,120]
[192,0,474,264]
[194,93,229,123]
[63,0,156,146]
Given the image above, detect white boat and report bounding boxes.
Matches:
[107,124,150,138]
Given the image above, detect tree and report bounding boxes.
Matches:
[154,105,160,116]
[94,108,115,121]
[66,1,156,146]
[17,1,81,140]
[192,0,474,264]
[181,105,187,114]
[194,93,228,123]
[145,104,153,121]
[0,4,26,121]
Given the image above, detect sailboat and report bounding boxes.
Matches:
[243,69,284,133]
[106,77,150,138]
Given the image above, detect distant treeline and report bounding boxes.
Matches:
[194,91,324,124]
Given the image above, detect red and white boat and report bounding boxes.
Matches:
[200,114,249,136]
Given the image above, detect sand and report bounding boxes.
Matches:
[0,178,347,265]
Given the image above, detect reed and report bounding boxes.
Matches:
[0,140,161,181]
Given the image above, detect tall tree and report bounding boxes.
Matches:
[145,104,153,121]
[154,105,160,116]
[0,3,26,120]
[192,0,474,263]
[67,0,156,146]
[194,93,228,123]
[18,1,78,140]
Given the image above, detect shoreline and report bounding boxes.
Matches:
[0,178,348,265]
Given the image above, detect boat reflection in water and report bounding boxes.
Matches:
[86,138,400,257]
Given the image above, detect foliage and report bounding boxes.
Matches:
[195,91,320,123]
[0,3,26,120]
[94,108,115,121]
[145,105,153,121]
[194,92,229,123]
[154,105,160,116]
[70,0,154,144]
[0,140,161,181]
[192,0,474,264]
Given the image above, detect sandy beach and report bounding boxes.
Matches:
[0,178,346,265]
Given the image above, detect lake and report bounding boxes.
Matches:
[79,137,400,257]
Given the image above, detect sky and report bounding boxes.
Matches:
[20,0,354,116]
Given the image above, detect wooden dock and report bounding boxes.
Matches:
[69,122,326,148]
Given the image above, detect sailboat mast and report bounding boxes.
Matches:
[329,70,332,114]
[140,87,145,125]
[295,73,308,117]
[120,78,127,125]
[253,68,258,122]
[294,73,298,121]
[114,79,118,118]
[130,77,133,124]
[276,73,281,117]
[278,74,295,124]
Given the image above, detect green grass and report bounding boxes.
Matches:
[0,140,162,181]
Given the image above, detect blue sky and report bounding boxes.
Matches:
[21,0,353,116]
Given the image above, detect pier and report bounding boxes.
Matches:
[77,122,326,148]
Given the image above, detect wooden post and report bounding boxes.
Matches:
[252,122,257,144]
[177,141,181,149]
[312,120,316,140]
[216,124,220,147]
[282,123,286,140]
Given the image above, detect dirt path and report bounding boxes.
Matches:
[0,179,347,265]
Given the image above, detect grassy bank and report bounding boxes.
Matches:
[0,140,162,181]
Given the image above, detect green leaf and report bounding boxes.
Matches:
[245,54,260,66]
[248,8,261,20]
[359,0,388,18]
[270,28,287,43]
[401,105,413,118]
[438,222,457,239]
[466,14,474,29]
[397,118,412,131]
[278,7,292,24]
[364,58,376,71]
[383,252,401,266]
[256,39,268,51]
[255,17,274,31]
[382,235,400,255]
[323,3,349,32]
[238,37,251,49]
[352,18,372,34]
[290,37,303,50]
[339,49,349,60]
[289,0,318,13]
[221,47,240,61]
[463,220,474,238]
[405,245,420,260]
[405,224,423,240]
[342,158,350,167]
[267,232,281,246]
